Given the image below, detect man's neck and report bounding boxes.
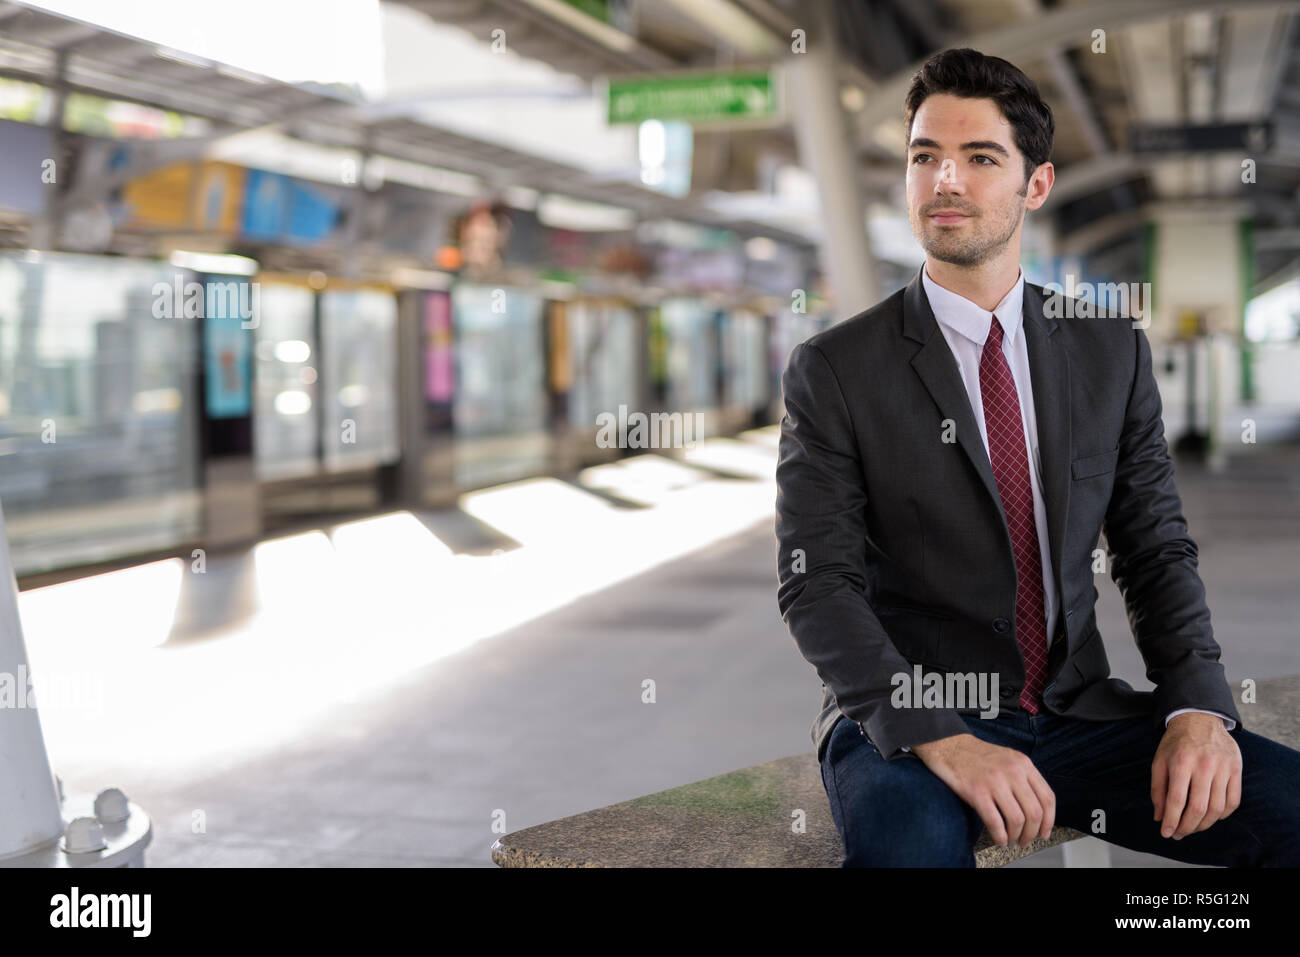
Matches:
[923,256,1022,312]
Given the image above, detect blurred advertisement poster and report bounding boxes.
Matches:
[204,313,252,418]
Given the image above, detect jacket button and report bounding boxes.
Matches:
[1066,609,1074,619]
[992,617,1010,633]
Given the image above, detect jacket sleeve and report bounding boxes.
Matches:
[1102,325,1241,727]
[775,341,969,758]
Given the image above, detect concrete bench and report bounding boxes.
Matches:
[492,675,1299,868]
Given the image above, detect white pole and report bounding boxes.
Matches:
[0,498,65,859]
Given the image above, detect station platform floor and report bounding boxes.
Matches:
[17,426,1300,868]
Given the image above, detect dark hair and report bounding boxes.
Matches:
[903,48,1054,183]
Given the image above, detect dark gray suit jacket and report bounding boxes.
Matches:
[775,267,1241,763]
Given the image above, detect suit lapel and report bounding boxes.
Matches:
[902,269,1072,606]
[903,270,1002,515]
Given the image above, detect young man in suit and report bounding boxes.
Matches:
[775,47,1300,866]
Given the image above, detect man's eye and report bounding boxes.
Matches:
[973,155,996,165]
[911,153,931,164]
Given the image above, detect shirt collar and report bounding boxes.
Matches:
[921,263,1025,348]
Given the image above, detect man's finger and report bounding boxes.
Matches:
[973,794,1007,846]
[1007,778,1042,847]
[1151,752,1169,819]
[1195,770,1230,833]
[1161,759,1191,838]
[991,787,1026,848]
[1174,762,1213,839]
[1226,763,1243,818]
[1026,771,1056,840]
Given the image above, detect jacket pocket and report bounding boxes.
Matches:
[873,601,954,621]
[1071,447,1119,480]
[1070,629,1108,684]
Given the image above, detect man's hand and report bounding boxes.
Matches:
[1151,713,1242,840]
[912,733,1055,847]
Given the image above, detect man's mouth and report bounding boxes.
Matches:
[928,211,971,224]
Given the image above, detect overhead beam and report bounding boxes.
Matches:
[1254,227,1300,251]
[484,0,677,72]
[1044,47,1111,155]
[1254,254,1300,295]
[851,0,1300,149]
[1056,207,1147,255]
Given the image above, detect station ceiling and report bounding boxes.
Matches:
[1,0,1297,294]
[397,0,1300,292]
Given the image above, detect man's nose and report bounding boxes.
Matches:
[933,157,964,194]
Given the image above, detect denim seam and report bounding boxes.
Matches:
[825,754,851,859]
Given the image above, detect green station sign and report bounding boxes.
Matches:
[607,72,775,125]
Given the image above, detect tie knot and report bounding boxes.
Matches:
[985,314,1004,348]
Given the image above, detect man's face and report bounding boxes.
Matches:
[906,93,1048,267]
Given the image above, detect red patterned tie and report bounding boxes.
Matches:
[979,315,1047,714]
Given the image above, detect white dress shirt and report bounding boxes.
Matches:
[903,263,1234,737]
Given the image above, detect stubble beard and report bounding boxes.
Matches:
[919,202,1025,268]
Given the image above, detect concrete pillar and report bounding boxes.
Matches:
[1147,202,1249,467]
[782,0,879,317]
[395,288,428,506]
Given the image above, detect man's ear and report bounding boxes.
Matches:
[1024,162,1054,211]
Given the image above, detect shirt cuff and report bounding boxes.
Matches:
[1165,708,1237,732]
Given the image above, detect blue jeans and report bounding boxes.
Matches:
[820,710,1300,867]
